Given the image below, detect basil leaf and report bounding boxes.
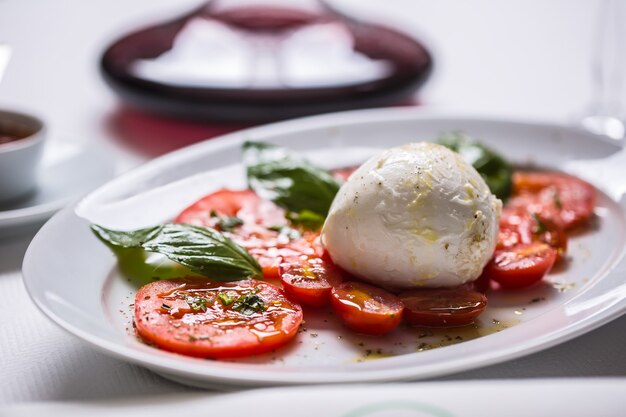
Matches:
[92,223,262,281]
[91,225,160,248]
[243,141,341,218]
[287,210,325,231]
[438,132,513,200]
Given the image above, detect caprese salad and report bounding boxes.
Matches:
[93,133,596,359]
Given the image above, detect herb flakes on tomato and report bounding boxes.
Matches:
[510,171,596,230]
[498,208,567,260]
[134,278,302,358]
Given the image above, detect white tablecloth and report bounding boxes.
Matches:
[1,0,625,405]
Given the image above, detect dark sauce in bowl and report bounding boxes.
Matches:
[0,120,30,147]
[0,134,20,145]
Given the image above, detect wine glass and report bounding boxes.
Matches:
[580,0,625,140]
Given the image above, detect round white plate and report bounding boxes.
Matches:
[23,109,626,388]
[0,139,115,235]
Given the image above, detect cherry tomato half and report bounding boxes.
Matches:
[498,208,567,260]
[134,278,302,358]
[483,242,557,289]
[510,172,596,230]
[399,288,487,327]
[330,281,404,335]
[279,258,343,307]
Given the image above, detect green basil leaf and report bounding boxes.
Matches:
[91,224,161,248]
[92,223,262,281]
[438,132,513,200]
[287,210,326,231]
[243,141,341,218]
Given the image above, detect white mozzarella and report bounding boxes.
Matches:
[322,142,502,289]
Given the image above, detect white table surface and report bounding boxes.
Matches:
[1,0,626,405]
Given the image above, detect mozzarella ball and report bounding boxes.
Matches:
[322,142,502,289]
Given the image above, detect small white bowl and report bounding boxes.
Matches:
[0,109,45,204]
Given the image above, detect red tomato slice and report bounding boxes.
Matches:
[174,189,322,279]
[399,288,487,327]
[279,258,343,307]
[497,208,526,250]
[483,242,557,289]
[330,281,404,335]
[498,208,567,260]
[510,172,596,230]
[527,213,567,260]
[174,188,287,229]
[242,230,323,279]
[134,278,302,358]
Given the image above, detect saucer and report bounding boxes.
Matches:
[0,139,115,236]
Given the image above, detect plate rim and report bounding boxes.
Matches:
[76,107,622,214]
[22,108,626,386]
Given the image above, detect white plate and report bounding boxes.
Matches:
[22,109,626,388]
[0,139,115,235]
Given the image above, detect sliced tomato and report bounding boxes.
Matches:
[496,208,525,250]
[330,281,403,335]
[510,172,596,230]
[399,288,487,327]
[243,230,323,279]
[526,213,567,260]
[483,242,557,289]
[174,189,322,279]
[134,278,302,358]
[498,208,567,260]
[174,188,286,229]
[279,258,343,307]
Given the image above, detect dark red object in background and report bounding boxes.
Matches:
[107,106,250,157]
[101,1,432,124]
[107,99,416,157]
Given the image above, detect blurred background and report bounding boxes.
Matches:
[0,0,612,164]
